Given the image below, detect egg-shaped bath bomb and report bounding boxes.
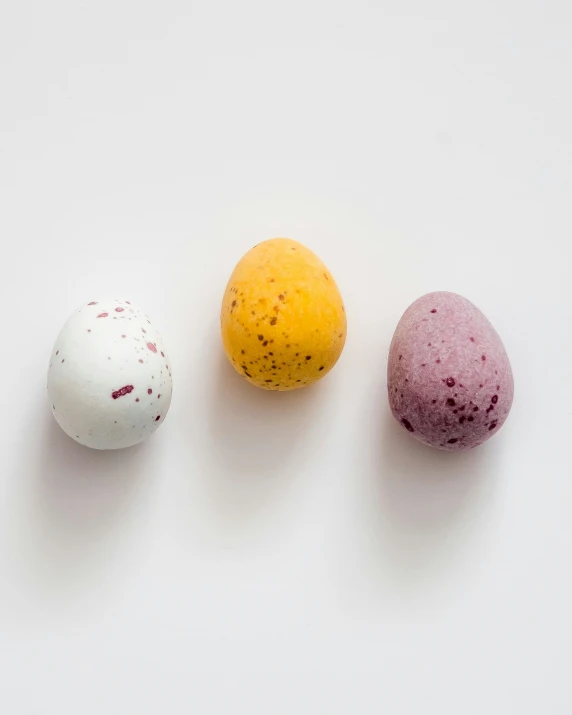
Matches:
[221,238,347,390]
[47,299,172,450]
[387,292,513,450]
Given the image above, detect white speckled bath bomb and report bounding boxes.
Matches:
[47,299,173,450]
[388,292,513,450]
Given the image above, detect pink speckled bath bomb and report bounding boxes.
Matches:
[388,292,514,450]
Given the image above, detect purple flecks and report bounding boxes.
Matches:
[446,377,455,387]
[97,312,108,318]
[138,359,144,364]
[148,389,152,395]
[155,415,161,422]
[447,398,455,407]
[492,395,498,404]
[88,301,97,306]
[115,307,124,313]
[447,438,458,444]
[112,385,134,399]
[489,421,498,430]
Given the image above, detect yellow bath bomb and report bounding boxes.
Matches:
[221,238,347,390]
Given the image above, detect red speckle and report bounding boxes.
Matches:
[147,342,157,353]
[446,377,455,387]
[436,359,441,364]
[97,312,108,318]
[112,385,134,400]
[489,421,498,430]
[447,438,458,444]
[148,388,152,395]
[431,309,437,313]
[87,329,91,333]
[88,302,97,306]
[481,355,486,361]
[470,337,475,342]
[158,394,161,399]
[492,395,498,404]
[155,416,160,422]
[115,307,124,313]
[447,398,455,406]
[135,398,140,402]
[497,384,500,391]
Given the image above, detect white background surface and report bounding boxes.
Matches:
[0,1,571,712]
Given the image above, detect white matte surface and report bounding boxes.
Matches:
[48,298,173,450]
[1,2,571,713]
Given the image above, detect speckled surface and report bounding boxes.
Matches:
[47,299,173,450]
[387,291,514,450]
[221,238,347,390]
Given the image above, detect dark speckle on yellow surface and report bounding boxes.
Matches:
[221,238,347,390]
